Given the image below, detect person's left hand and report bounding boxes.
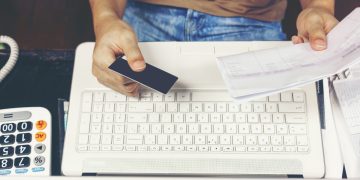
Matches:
[292,7,339,51]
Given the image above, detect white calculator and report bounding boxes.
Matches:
[0,107,51,176]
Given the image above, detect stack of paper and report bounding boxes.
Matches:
[216,8,360,102]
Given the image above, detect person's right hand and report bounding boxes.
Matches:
[92,15,146,96]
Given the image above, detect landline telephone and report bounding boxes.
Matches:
[0,36,52,176]
[0,35,19,83]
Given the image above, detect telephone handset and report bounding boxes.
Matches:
[0,36,19,83]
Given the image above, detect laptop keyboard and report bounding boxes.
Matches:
[77,90,309,153]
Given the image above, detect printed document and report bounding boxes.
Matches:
[216,8,360,101]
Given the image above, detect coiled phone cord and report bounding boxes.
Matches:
[0,35,19,82]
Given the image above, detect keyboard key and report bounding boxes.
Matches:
[241,103,252,112]
[271,135,283,145]
[82,92,93,112]
[17,121,33,132]
[223,113,233,123]
[151,124,162,134]
[155,103,166,112]
[157,135,168,145]
[296,136,308,146]
[177,92,191,101]
[286,114,306,123]
[189,124,199,133]
[268,94,280,102]
[258,135,270,146]
[281,92,293,102]
[260,113,271,123]
[127,124,138,134]
[247,114,259,123]
[93,92,104,102]
[228,104,240,112]
[185,113,196,123]
[103,114,114,123]
[15,145,31,155]
[152,93,163,102]
[14,157,30,168]
[164,124,175,133]
[173,113,184,123]
[284,136,296,146]
[251,124,262,134]
[235,114,246,123]
[90,123,101,133]
[144,135,156,145]
[164,92,175,102]
[200,124,212,134]
[91,113,102,123]
[210,113,221,123]
[192,103,203,113]
[102,123,113,134]
[105,92,126,101]
[113,135,124,144]
[265,103,277,112]
[276,124,288,134]
[0,147,14,157]
[273,114,285,123]
[220,135,231,145]
[148,113,160,123]
[216,103,227,113]
[169,135,181,145]
[0,158,13,169]
[297,146,309,152]
[183,135,193,145]
[195,135,206,144]
[167,103,178,112]
[104,103,115,112]
[293,92,305,102]
[79,116,90,133]
[225,124,237,134]
[126,135,143,145]
[1,123,16,133]
[128,103,153,113]
[233,135,244,145]
[0,135,15,145]
[245,135,257,145]
[263,124,275,134]
[89,135,100,144]
[127,114,147,123]
[16,133,31,144]
[214,124,224,134]
[253,103,265,113]
[204,103,215,113]
[139,124,150,133]
[179,103,190,112]
[161,114,172,123]
[207,135,218,145]
[278,103,305,113]
[115,103,126,112]
[238,124,250,134]
[92,103,103,112]
[289,124,307,134]
[197,114,209,123]
[176,124,186,134]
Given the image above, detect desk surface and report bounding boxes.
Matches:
[0,49,75,175]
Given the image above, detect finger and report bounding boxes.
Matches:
[93,44,117,70]
[291,35,304,44]
[94,67,136,94]
[307,24,327,51]
[124,82,139,92]
[120,32,146,72]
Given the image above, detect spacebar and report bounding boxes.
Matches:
[192,91,232,102]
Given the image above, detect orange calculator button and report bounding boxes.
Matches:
[35,132,46,142]
[36,120,47,130]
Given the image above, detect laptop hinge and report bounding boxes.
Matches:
[287,174,304,178]
[82,173,97,176]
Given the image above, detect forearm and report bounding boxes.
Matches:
[299,0,335,14]
[89,0,127,29]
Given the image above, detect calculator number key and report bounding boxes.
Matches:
[0,158,13,169]
[0,147,14,157]
[15,145,31,155]
[1,123,16,133]
[0,135,15,145]
[14,157,30,168]
[17,121,33,132]
[16,133,32,144]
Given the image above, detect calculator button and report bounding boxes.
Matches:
[0,169,11,175]
[35,132,46,142]
[16,133,32,144]
[0,147,14,157]
[0,158,13,169]
[15,145,31,155]
[34,144,46,154]
[34,156,45,166]
[0,135,15,145]
[15,169,28,174]
[0,123,16,133]
[32,167,45,172]
[36,120,47,130]
[17,121,33,132]
[14,157,30,168]
[0,111,31,121]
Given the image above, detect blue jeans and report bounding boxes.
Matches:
[123,1,286,42]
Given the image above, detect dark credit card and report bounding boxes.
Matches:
[109,57,178,94]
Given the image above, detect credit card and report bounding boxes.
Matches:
[109,57,178,94]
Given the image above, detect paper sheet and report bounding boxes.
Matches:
[216,8,360,102]
[333,78,360,157]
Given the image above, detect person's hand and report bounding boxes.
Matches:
[292,7,338,51]
[92,15,145,96]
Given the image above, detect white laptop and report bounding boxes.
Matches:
[62,42,325,178]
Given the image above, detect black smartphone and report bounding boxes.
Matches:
[109,57,178,94]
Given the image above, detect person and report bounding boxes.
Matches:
[89,0,338,96]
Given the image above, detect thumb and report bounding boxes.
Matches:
[308,24,327,51]
[122,40,146,72]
